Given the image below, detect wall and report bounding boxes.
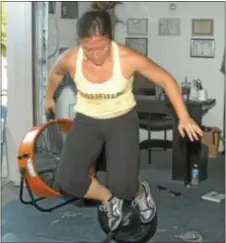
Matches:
[1,57,8,106]
[6,2,33,184]
[115,2,225,144]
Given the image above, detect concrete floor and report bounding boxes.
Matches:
[2,150,225,242]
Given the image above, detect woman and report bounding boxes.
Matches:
[45,10,203,231]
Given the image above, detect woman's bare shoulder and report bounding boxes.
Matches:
[116,42,145,73]
[61,46,80,69]
[116,42,143,61]
[51,46,80,75]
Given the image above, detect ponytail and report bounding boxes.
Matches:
[77,2,122,40]
[91,2,121,11]
[91,1,122,35]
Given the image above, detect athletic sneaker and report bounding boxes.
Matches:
[132,181,157,224]
[99,197,123,231]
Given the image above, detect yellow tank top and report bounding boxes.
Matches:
[73,41,136,119]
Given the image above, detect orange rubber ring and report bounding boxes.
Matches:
[17,118,73,198]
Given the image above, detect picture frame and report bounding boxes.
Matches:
[190,38,215,58]
[125,37,148,56]
[49,2,56,14]
[192,19,214,36]
[158,18,181,36]
[61,2,78,19]
[127,18,148,36]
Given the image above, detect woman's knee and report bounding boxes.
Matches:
[56,166,91,198]
[108,176,139,200]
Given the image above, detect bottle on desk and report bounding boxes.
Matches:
[181,76,191,101]
[191,164,200,185]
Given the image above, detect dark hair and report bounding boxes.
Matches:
[77,11,113,40]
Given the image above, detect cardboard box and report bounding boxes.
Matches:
[202,127,221,158]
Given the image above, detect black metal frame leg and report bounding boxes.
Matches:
[19,174,78,213]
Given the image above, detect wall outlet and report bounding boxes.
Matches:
[61,2,78,19]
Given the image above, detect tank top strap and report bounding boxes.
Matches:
[74,47,83,81]
[112,41,122,77]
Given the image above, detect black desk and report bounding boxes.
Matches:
[135,95,216,184]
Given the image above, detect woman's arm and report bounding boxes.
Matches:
[46,50,73,100]
[127,48,203,141]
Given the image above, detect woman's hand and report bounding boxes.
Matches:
[178,116,203,142]
[44,98,55,113]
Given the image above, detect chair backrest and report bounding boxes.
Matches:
[133,72,155,90]
[133,73,156,96]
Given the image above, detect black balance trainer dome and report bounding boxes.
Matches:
[98,201,158,243]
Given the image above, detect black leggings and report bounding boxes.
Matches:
[55,108,140,200]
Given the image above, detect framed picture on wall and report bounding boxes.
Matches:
[49,2,56,14]
[125,37,148,56]
[127,18,148,36]
[192,19,214,36]
[61,2,78,19]
[190,38,215,58]
[158,18,181,36]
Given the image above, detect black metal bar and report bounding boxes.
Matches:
[102,231,115,243]
[19,176,46,205]
[19,174,78,213]
[222,90,225,154]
